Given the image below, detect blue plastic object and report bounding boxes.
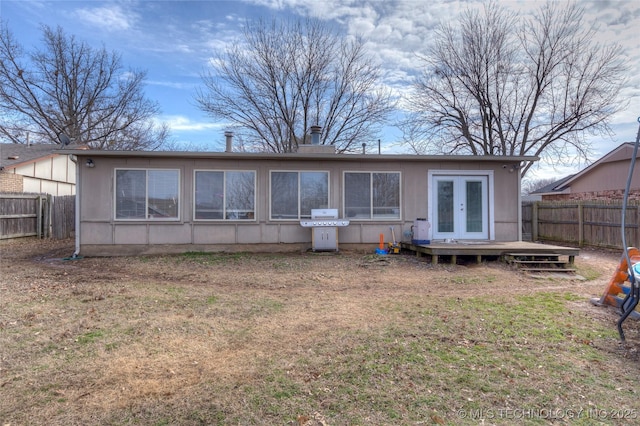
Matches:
[412,239,430,245]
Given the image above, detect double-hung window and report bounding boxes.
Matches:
[194,170,256,220]
[344,172,401,219]
[115,169,180,220]
[270,171,329,219]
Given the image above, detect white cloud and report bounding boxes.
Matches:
[147,80,193,90]
[162,115,225,132]
[74,5,136,32]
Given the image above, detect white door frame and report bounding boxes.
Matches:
[428,170,495,241]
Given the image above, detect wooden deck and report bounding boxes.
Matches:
[400,241,580,265]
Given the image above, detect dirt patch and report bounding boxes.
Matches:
[1,238,639,425]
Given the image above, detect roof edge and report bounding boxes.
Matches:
[1,152,61,170]
[63,150,538,162]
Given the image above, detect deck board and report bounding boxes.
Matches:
[400,241,579,264]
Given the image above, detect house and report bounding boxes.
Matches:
[0,143,76,195]
[529,174,575,200]
[532,143,640,201]
[64,141,536,257]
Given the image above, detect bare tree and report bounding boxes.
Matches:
[195,19,395,153]
[403,1,627,176]
[0,23,168,149]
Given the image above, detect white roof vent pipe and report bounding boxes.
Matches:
[224,131,234,152]
[310,126,322,145]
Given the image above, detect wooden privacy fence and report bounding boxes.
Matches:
[523,201,640,249]
[0,193,75,240]
[50,195,75,239]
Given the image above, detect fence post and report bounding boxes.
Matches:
[578,202,584,247]
[636,204,640,247]
[37,195,43,238]
[44,194,51,238]
[532,202,538,242]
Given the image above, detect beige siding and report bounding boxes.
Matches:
[13,162,35,177]
[22,177,42,193]
[80,161,112,221]
[495,222,519,240]
[149,224,192,244]
[10,155,76,196]
[74,154,524,255]
[33,158,52,180]
[237,224,262,244]
[56,183,75,196]
[570,159,640,193]
[192,224,236,244]
[51,156,70,182]
[82,223,114,244]
[67,157,76,184]
[114,225,146,244]
[39,179,59,195]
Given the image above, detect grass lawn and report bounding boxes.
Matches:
[1,239,639,425]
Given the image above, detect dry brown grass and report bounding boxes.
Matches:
[2,238,640,425]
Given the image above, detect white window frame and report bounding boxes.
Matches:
[193,169,257,221]
[343,171,402,221]
[269,170,330,220]
[114,168,181,221]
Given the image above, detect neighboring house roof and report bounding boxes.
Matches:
[531,142,640,197]
[0,143,66,171]
[531,174,575,196]
[557,142,639,190]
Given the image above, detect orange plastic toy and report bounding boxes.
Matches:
[593,247,640,308]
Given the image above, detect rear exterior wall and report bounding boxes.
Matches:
[76,156,521,256]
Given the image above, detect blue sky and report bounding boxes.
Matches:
[1,0,640,181]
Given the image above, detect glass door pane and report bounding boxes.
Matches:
[437,180,454,233]
[465,181,483,233]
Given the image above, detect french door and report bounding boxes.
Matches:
[432,175,489,240]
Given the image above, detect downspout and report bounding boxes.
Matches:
[70,154,81,258]
[517,163,522,241]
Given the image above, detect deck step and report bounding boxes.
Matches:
[505,253,560,259]
[521,268,577,273]
[505,253,563,256]
[504,252,576,274]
